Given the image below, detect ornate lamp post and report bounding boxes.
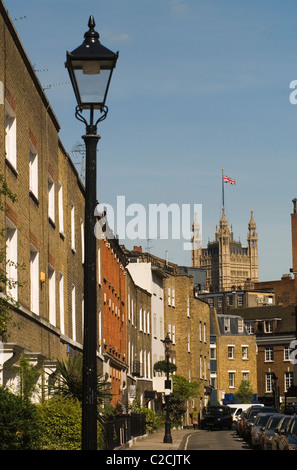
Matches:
[65,16,118,450]
[162,333,173,443]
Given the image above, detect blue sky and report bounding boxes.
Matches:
[4,0,297,281]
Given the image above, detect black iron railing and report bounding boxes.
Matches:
[104,413,146,450]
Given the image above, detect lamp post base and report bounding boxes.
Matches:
[163,421,172,443]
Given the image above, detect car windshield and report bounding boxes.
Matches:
[266,416,282,429]
[255,415,272,426]
[207,407,227,415]
[250,408,262,417]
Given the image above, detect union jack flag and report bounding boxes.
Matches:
[223,175,236,185]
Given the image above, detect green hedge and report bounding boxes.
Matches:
[37,396,105,450]
[0,387,42,450]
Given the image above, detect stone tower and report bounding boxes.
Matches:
[247,209,258,284]
[191,207,259,292]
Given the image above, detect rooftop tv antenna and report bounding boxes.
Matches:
[71,142,85,184]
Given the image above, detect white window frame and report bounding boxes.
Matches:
[58,182,64,235]
[242,346,248,360]
[30,245,39,315]
[5,100,17,169]
[80,219,84,264]
[266,373,273,392]
[229,371,235,388]
[264,320,273,333]
[172,324,175,344]
[48,265,56,326]
[6,219,18,301]
[48,175,55,223]
[29,142,38,199]
[228,345,234,359]
[171,288,175,307]
[71,202,75,251]
[59,272,65,335]
[265,347,274,362]
[224,317,230,332]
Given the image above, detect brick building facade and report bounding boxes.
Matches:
[164,272,211,424]
[101,237,128,407]
[0,2,87,395]
[210,312,257,405]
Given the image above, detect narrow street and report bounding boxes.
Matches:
[182,429,251,451]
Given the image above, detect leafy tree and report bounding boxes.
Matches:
[234,380,254,403]
[0,386,42,450]
[50,356,111,415]
[153,360,177,374]
[169,375,201,426]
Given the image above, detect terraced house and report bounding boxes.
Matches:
[0,2,88,395]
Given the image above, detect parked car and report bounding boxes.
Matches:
[271,415,292,451]
[242,406,277,442]
[282,404,297,415]
[236,411,246,437]
[200,405,233,430]
[277,415,297,450]
[259,414,286,450]
[228,403,263,425]
[250,413,276,449]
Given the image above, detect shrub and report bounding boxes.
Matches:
[37,395,105,450]
[0,387,42,450]
[141,407,161,433]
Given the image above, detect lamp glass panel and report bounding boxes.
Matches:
[73,68,110,105]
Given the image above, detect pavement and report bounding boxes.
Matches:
[125,426,198,451]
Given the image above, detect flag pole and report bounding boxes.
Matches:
[221,168,224,209]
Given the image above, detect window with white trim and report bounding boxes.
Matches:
[58,182,64,235]
[168,287,171,306]
[5,101,17,169]
[229,372,235,388]
[171,288,175,307]
[48,265,56,326]
[265,347,274,362]
[30,246,39,315]
[80,219,84,263]
[264,320,273,333]
[242,346,248,360]
[285,371,293,392]
[224,317,230,332]
[6,219,18,301]
[228,346,234,359]
[71,203,75,251]
[29,142,38,199]
[48,175,55,223]
[266,373,273,392]
[59,272,65,335]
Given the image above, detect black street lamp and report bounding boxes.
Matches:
[162,333,173,443]
[65,16,118,450]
